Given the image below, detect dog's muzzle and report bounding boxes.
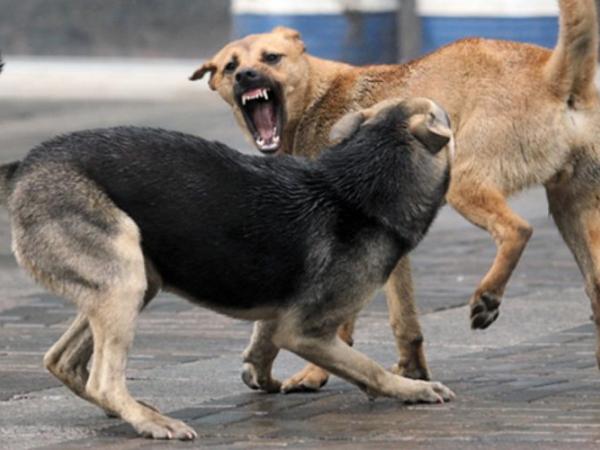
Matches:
[234,68,285,154]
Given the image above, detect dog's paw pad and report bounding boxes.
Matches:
[470,293,501,330]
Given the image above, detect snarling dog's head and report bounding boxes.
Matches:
[190,27,309,154]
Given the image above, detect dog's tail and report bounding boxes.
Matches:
[0,162,19,206]
[545,0,599,106]
[0,57,18,206]
[0,58,18,206]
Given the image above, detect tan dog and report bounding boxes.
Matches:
[192,0,600,393]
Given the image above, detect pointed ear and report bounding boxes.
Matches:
[329,111,366,144]
[272,26,305,53]
[408,111,452,154]
[189,61,218,90]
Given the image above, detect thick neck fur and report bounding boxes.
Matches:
[314,122,449,249]
[283,56,355,154]
[287,56,410,157]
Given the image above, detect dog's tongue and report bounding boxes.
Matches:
[252,102,276,142]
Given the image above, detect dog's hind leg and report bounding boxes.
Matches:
[43,313,94,401]
[10,173,192,439]
[546,164,600,369]
[81,216,195,440]
[276,323,454,403]
[447,181,532,329]
[242,320,282,393]
[43,258,162,418]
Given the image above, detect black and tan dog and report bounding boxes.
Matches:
[0,96,454,440]
[192,0,600,391]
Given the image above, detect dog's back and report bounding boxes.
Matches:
[293,0,599,195]
[13,127,322,311]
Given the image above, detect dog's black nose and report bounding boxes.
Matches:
[235,68,258,84]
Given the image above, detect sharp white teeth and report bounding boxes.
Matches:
[242,88,271,105]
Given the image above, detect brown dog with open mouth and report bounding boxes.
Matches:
[192,0,600,393]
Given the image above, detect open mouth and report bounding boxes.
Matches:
[236,83,284,154]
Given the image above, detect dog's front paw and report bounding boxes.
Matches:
[281,364,329,393]
[132,412,197,440]
[241,363,281,393]
[470,292,500,329]
[409,380,455,404]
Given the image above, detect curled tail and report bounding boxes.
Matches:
[0,162,19,205]
[545,0,599,106]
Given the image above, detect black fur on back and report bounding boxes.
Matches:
[14,105,449,311]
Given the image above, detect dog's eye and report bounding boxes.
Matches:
[263,53,282,65]
[224,61,238,73]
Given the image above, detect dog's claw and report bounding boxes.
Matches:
[470,293,501,329]
[134,415,197,440]
[417,381,455,404]
[398,380,455,404]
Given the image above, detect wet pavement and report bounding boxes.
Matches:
[1,93,599,449]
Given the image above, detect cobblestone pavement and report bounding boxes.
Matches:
[1,94,600,449]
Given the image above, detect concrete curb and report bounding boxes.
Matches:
[0,56,210,101]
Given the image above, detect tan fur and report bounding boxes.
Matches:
[40,215,194,439]
[196,0,600,389]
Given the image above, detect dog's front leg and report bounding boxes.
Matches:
[85,281,196,440]
[241,320,281,393]
[385,256,431,380]
[277,329,454,404]
[280,319,354,393]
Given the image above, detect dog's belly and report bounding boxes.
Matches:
[164,284,282,320]
[142,227,306,310]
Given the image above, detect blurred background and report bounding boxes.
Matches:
[0,0,588,101]
[0,0,577,62]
